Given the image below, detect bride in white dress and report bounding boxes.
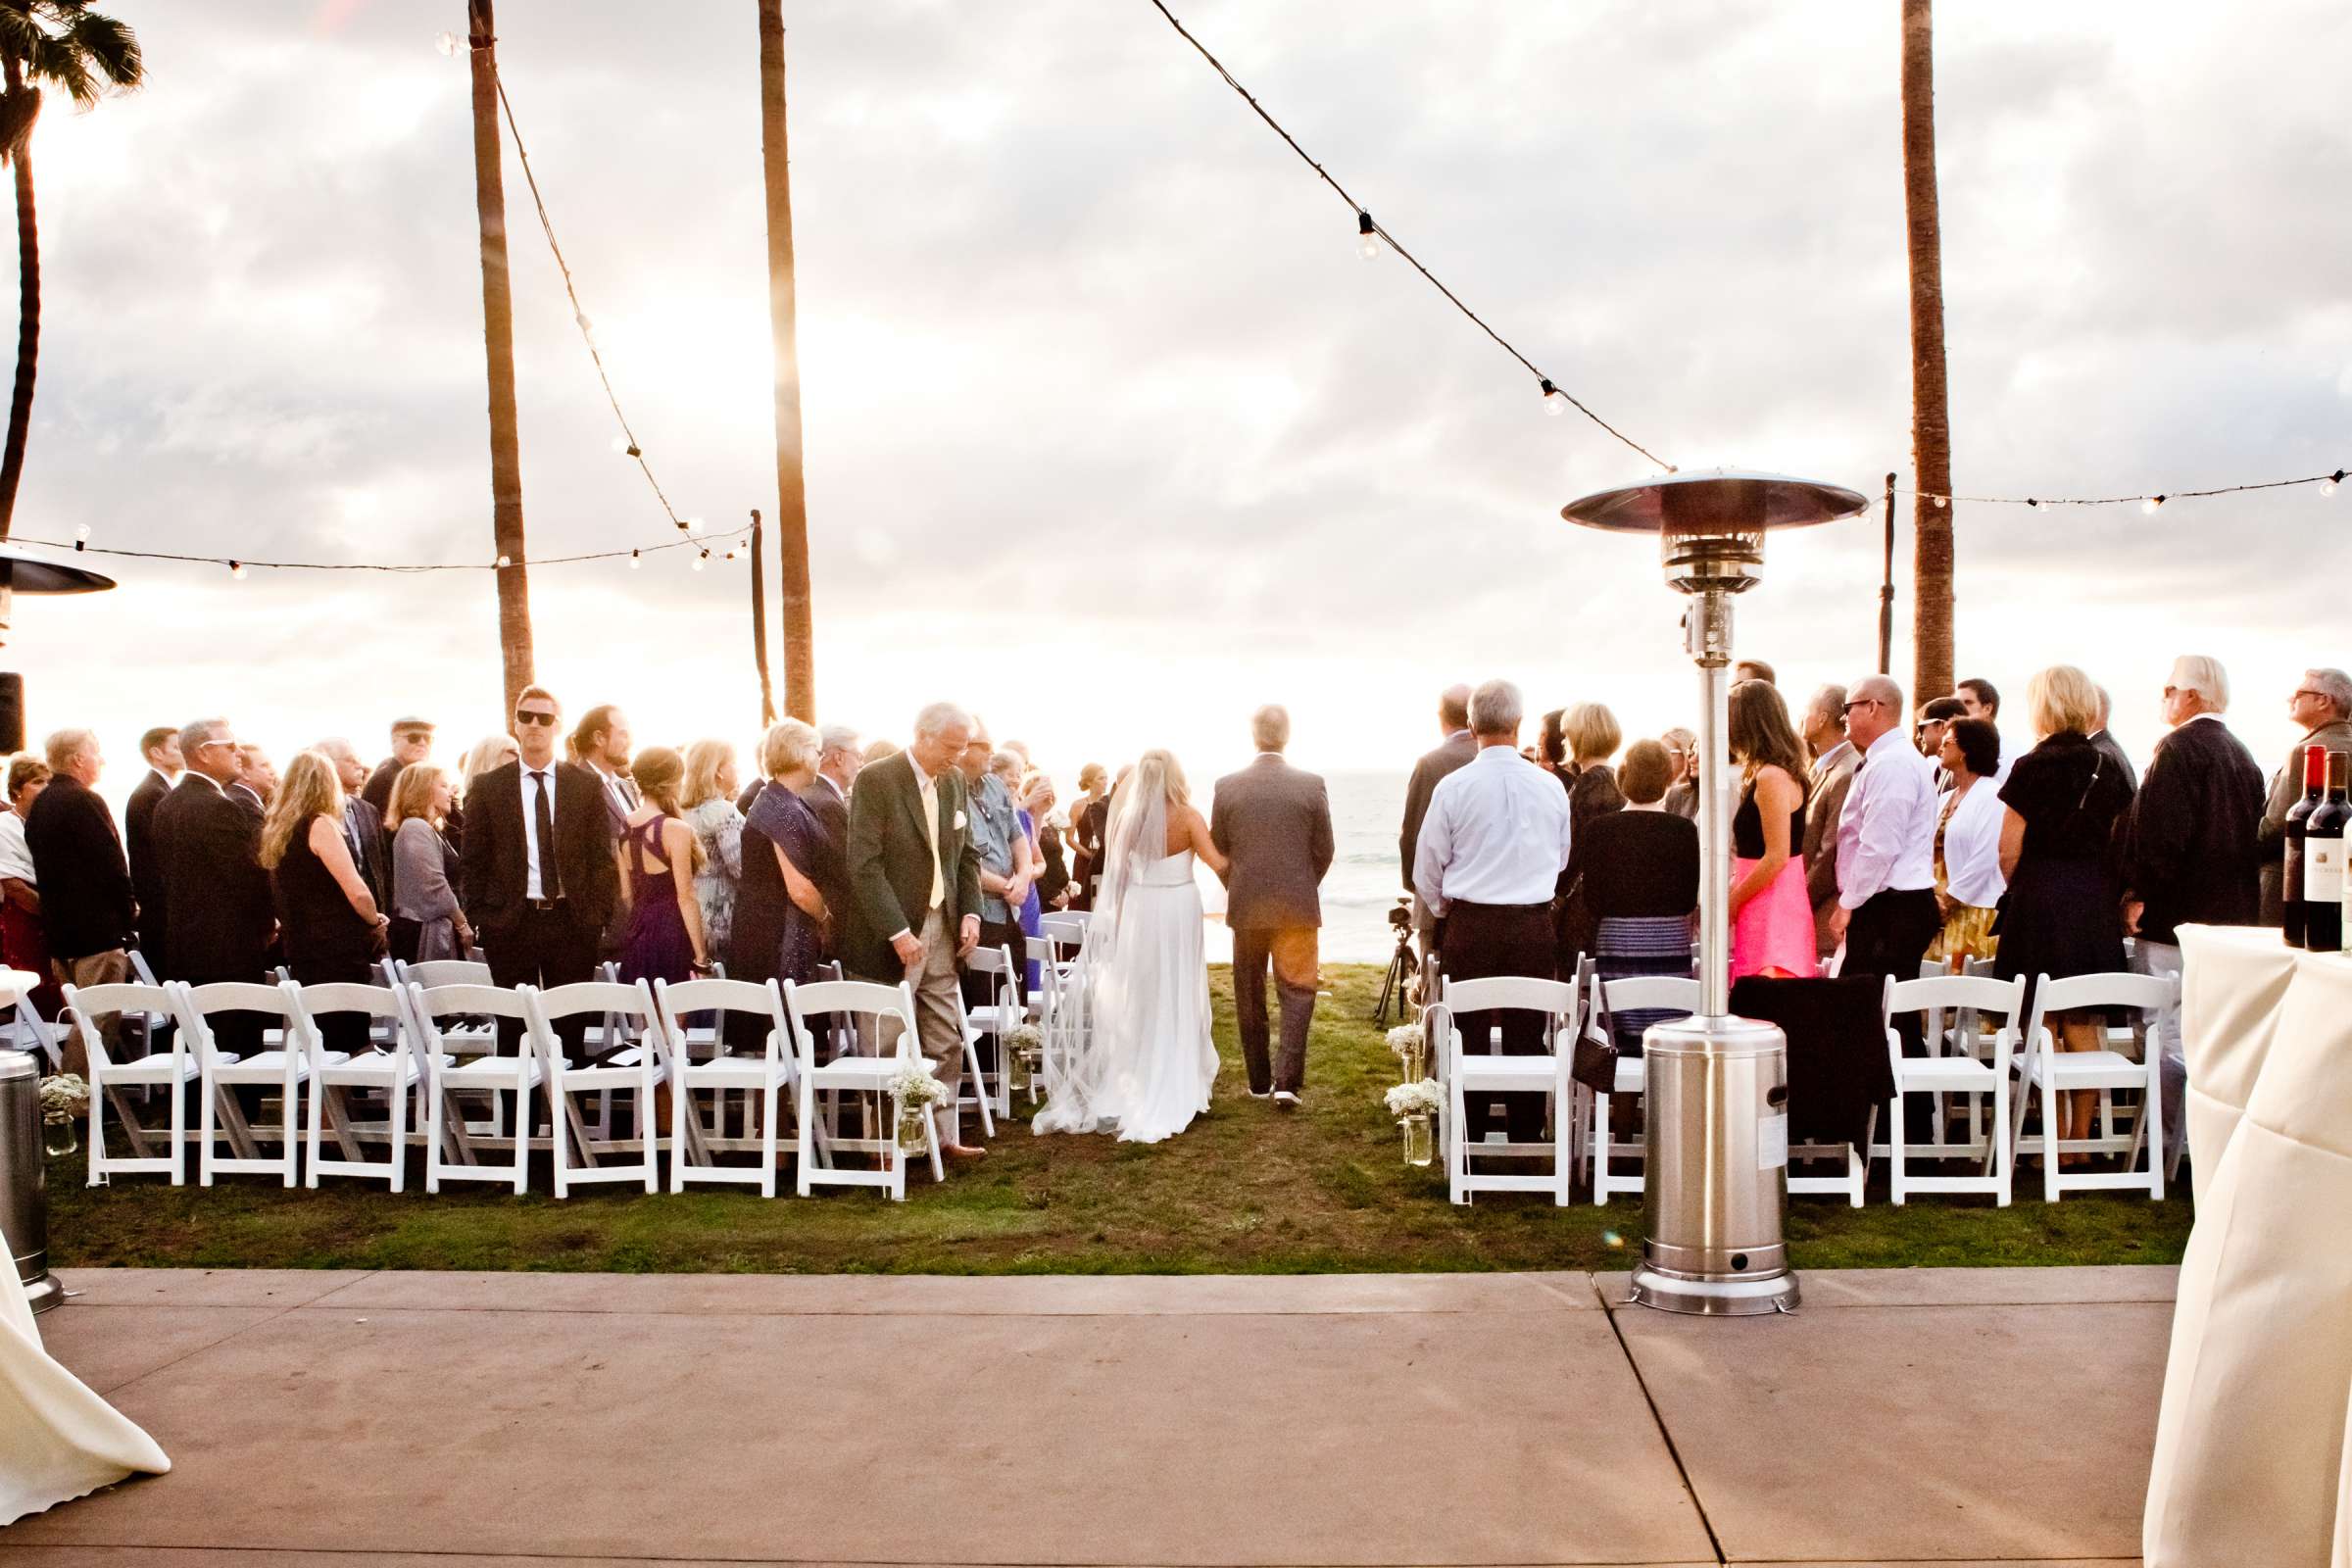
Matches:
[1033,750,1228,1145]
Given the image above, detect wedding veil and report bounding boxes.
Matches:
[1032,755,1170,1135]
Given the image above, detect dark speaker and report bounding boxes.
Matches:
[0,672,21,756]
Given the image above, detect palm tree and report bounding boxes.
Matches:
[1901,0,1954,701]
[465,0,533,716]
[0,1,142,543]
[758,0,814,721]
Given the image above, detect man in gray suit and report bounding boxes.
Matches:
[1398,684,1475,961]
[1211,705,1335,1109]
[1799,683,1860,960]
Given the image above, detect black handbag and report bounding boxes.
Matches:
[1569,956,1619,1096]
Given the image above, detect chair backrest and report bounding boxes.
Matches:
[172,980,300,1065]
[1435,974,1581,1063]
[61,981,175,1070]
[402,958,495,990]
[965,943,1017,977]
[652,976,787,1064]
[2024,969,2178,1054]
[287,982,409,1057]
[1596,975,1702,1014]
[1040,914,1085,941]
[536,979,657,1032]
[781,976,918,1068]
[408,982,535,1024]
[1887,972,2026,1022]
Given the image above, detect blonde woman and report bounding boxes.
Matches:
[447,733,518,862]
[680,739,745,958]
[1560,702,1627,832]
[1995,664,2136,1164]
[260,751,387,1050]
[615,748,710,986]
[1068,761,1109,909]
[387,762,470,962]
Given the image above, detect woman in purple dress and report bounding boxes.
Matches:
[616,748,711,987]
[735,719,833,992]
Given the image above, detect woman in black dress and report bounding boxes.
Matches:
[1574,740,1699,1050]
[1995,663,2137,1163]
[260,750,388,1054]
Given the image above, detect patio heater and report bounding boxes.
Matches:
[1560,469,1864,1316]
[0,541,118,753]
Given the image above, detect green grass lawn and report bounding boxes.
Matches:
[47,964,2193,1275]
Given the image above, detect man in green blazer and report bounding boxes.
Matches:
[843,702,987,1157]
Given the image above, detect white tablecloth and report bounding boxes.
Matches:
[0,1225,172,1524]
[2143,925,2352,1566]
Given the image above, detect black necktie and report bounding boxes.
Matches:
[531,770,563,901]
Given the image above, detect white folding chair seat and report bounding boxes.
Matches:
[65,981,196,1186]
[785,976,940,1200]
[1587,974,1700,1206]
[536,980,663,1197]
[2011,970,2172,1201]
[1433,975,1581,1207]
[290,982,417,1192]
[1881,973,2025,1206]
[405,983,541,1194]
[175,980,342,1187]
[659,976,793,1197]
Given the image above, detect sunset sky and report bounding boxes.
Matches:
[9,0,2350,808]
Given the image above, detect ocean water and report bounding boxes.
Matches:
[1195,769,1411,964]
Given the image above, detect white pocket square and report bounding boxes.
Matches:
[953,809,967,830]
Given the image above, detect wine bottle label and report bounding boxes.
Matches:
[2308,840,2346,903]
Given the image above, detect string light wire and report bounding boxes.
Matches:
[1899,468,2345,509]
[11,520,755,575]
[1143,0,1672,470]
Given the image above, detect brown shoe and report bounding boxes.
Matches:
[942,1143,989,1161]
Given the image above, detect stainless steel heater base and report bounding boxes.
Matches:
[1627,1261,1800,1317]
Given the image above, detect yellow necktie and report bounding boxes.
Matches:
[920,773,945,911]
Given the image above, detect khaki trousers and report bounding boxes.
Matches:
[51,948,129,1076]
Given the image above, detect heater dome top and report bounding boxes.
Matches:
[1560,468,1869,535]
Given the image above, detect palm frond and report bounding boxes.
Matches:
[63,10,137,89]
[27,30,91,105]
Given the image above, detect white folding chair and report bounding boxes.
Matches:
[290,982,418,1192]
[1881,972,2026,1205]
[535,980,663,1197]
[65,981,195,1186]
[785,976,939,1200]
[2012,969,2172,1201]
[659,976,793,1197]
[2,991,66,1069]
[407,982,542,1194]
[178,980,338,1187]
[959,943,1017,1125]
[1432,974,1581,1206]
[1020,937,1063,1101]
[1586,974,1700,1206]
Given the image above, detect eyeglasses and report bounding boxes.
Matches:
[2293,689,2327,703]
[514,710,558,727]
[196,738,237,753]
[399,731,431,745]
[1844,700,1879,714]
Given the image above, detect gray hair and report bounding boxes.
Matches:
[177,718,229,760]
[816,724,860,759]
[1469,678,1523,737]
[2169,654,2230,712]
[2306,668,2352,719]
[315,737,359,765]
[988,749,1023,777]
[1437,684,1472,731]
[1808,684,1847,726]
[1251,704,1291,752]
[42,728,96,774]
[760,718,821,778]
[912,702,971,741]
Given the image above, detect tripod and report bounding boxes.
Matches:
[1373,917,1419,1026]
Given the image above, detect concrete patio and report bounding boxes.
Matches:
[1,1264,2172,1566]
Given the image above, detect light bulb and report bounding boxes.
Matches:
[2324,470,2343,497]
[628,549,641,567]
[691,553,706,572]
[435,30,458,57]
[74,523,89,540]
[611,435,630,455]
[496,554,511,567]
[1356,210,1378,260]
[2141,496,2163,514]
[1934,494,1947,508]
[1540,378,1566,416]
[228,561,246,580]
[685,516,704,534]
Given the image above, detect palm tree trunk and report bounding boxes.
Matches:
[466,0,533,718]
[1901,0,1953,704]
[0,57,39,550]
[758,0,816,722]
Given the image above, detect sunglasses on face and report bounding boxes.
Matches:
[1844,700,1878,714]
[514,710,559,727]
[400,731,431,745]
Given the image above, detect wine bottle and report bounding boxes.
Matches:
[2302,751,2351,954]
[2282,745,2327,949]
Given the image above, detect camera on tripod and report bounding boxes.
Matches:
[1386,896,1413,932]
[1374,895,1419,1025]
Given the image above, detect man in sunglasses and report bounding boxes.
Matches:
[363,717,435,821]
[1829,676,1940,1027]
[151,717,276,1053]
[2256,667,2352,923]
[459,686,620,1052]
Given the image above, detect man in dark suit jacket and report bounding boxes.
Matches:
[1398,684,1476,959]
[318,739,391,908]
[842,704,984,1156]
[123,725,182,974]
[460,686,620,1052]
[363,717,435,820]
[1211,707,1336,1105]
[795,725,858,940]
[24,729,137,1073]
[152,719,276,1052]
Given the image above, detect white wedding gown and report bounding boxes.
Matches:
[1034,849,1218,1145]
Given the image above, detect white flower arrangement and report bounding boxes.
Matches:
[889,1061,947,1109]
[39,1073,88,1127]
[1385,1023,1424,1060]
[1384,1078,1443,1119]
[1006,1023,1044,1055]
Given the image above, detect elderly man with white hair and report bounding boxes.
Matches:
[2257,665,2352,924]
[315,737,391,908]
[2124,655,2267,1174]
[1412,679,1575,1147]
[1211,704,1336,1108]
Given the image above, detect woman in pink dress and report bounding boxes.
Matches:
[1726,679,1815,980]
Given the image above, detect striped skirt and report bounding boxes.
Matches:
[1593,914,1695,1054]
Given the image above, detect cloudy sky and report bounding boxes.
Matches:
[11,0,2351,803]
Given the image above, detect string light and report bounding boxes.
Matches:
[685,516,704,534]
[12,518,756,576]
[227,561,246,580]
[628,549,642,567]
[1903,469,2347,510]
[2141,495,2165,514]
[1146,0,1668,469]
[2325,469,2344,497]
[691,552,706,571]
[495,554,511,567]
[1540,378,1567,416]
[434,30,458,57]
